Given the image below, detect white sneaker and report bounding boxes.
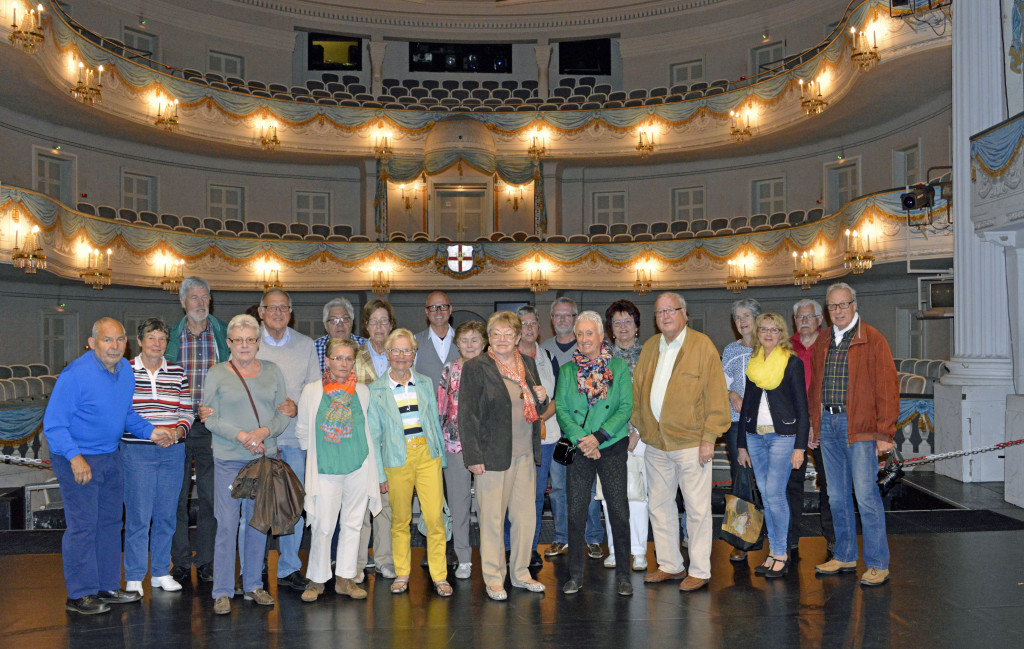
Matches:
[125,580,144,595]
[632,554,648,571]
[150,575,182,592]
[455,562,472,579]
[376,565,397,579]
[603,555,616,568]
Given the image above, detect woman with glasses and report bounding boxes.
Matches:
[459,311,548,601]
[366,329,450,596]
[736,313,808,578]
[721,298,762,563]
[202,314,291,614]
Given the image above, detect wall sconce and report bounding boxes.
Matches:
[11,223,46,273]
[726,257,750,293]
[154,94,179,133]
[528,129,546,161]
[399,182,421,210]
[375,124,392,161]
[9,3,45,54]
[160,256,184,293]
[80,247,112,289]
[636,122,656,158]
[851,25,880,71]
[729,109,753,143]
[798,77,828,115]
[506,185,524,211]
[792,250,821,290]
[633,255,655,295]
[843,226,875,273]
[371,251,392,296]
[260,120,279,151]
[529,254,549,293]
[260,256,282,290]
[71,62,103,105]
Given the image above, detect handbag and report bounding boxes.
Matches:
[416,498,454,541]
[553,406,591,466]
[718,468,766,551]
[877,446,905,496]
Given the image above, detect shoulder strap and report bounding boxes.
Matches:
[229,360,261,427]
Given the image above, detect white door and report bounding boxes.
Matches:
[433,186,488,240]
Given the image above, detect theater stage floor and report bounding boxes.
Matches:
[2,475,1023,649]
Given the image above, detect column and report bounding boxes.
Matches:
[934,0,1014,482]
[535,45,551,100]
[369,40,388,97]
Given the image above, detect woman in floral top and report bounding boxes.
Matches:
[437,320,488,579]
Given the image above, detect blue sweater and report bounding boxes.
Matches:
[43,352,154,459]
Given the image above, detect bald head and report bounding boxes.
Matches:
[89,318,127,372]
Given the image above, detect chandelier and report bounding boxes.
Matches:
[851,27,881,72]
[161,258,184,293]
[71,62,103,105]
[636,124,656,158]
[798,78,828,116]
[726,259,750,293]
[371,251,391,296]
[155,96,179,133]
[529,254,549,293]
[843,228,875,274]
[11,224,46,273]
[729,110,752,143]
[9,4,44,55]
[375,125,392,161]
[792,251,821,290]
[528,130,546,161]
[80,248,111,290]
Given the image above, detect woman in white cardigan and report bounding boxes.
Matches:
[296,338,383,602]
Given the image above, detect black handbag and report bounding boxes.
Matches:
[552,436,576,466]
[877,447,905,496]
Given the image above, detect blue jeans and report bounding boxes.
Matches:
[819,412,889,570]
[275,446,306,577]
[532,443,560,548]
[121,442,186,580]
[744,432,795,557]
[51,451,124,599]
[213,458,269,599]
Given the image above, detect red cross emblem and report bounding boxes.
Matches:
[447,245,474,274]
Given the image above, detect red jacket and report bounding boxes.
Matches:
[808,318,899,445]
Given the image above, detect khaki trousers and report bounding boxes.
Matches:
[475,453,536,589]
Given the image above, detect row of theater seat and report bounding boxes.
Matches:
[586,209,826,240]
[0,365,57,405]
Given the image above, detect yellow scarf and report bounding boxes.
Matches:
[745,346,790,391]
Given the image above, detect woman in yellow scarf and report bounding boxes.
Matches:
[736,313,809,579]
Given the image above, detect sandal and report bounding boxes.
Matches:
[434,580,453,597]
[390,576,410,594]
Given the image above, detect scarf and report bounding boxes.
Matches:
[573,342,614,406]
[320,369,358,442]
[745,346,790,391]
[488,349,539,423]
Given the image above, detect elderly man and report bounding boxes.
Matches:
[413,291,459,387]
[789,298,835,559]
[632,292,730,592]
[809,283,898,587]
[44,318,174,614]
[314,297,367,373]
[165,276,230,584]
[255,289,320,592]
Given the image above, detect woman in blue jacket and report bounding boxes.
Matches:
[555,311,634,597]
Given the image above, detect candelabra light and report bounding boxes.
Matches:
[798,78,828,116]
[261,259,283,290]
[399,181,422,211]
[259,121,279,151]
[529,254,549,293]
[528,130,546,161]
[11,224,46,273]
[850,26,881,71]
[71,62,103,105]
[155,96,179,133]
[160,257,184,293]
[792,250,821,290]
[636,123,656,158]
[370,251,392,296]
[80,248,112,289]
[633,255,656,295]
[9,4,45,54]
[843,228,875,274]
[726,258,750,293]
[375,127,392,161]
[729,110,753,143]
[506,185,524,212]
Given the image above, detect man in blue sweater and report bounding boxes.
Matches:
[44,318,174,615]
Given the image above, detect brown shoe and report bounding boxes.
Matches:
[301,582,325,602]
[679,576,709,592]
[213,596,231,615]
[243,589,274,606]
[729,547,747,563]
[815,559,858,575]
[643,569,686,583]
[860,568,890,587]
[335,577,368,599]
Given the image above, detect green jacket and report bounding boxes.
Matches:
[164,315,231,365]
[555,357,633,450]
[366,370,446,479]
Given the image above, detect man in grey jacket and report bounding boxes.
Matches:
[413,291,460,388]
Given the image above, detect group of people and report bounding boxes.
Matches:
[43,277,898,616]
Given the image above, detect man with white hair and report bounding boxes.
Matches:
[166,276,230,584]
[314,297,367,373]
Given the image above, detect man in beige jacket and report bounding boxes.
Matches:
[631,292,731,592]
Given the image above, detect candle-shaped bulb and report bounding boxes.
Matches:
[106,248,112,270]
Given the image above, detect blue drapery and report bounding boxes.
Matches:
[0,404,46,445]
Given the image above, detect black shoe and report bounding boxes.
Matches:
[587,543,604,560]
[562,578,582,594]
[169,565,191,583]
[98,589,142,604]
[765,557,790,579]
[197,564,214,582]
[529,551,543,569]
[617,579,633,596]
[277,570,307,592]
[66,595,111,615]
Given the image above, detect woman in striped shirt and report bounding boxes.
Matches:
[121,318,194,596]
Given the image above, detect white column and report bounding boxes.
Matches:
[369,40,388,97]
[535,45,551,100]
[934,0,1014,481]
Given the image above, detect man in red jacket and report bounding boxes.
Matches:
[808,283,898,587]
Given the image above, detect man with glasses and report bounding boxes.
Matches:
[166,276,230,584]
[414,291,459,389]
[789,299,835,560]
[255,289,320,593]
[632,292,730,592]
[808,283,898,587]
[314,297,367,373]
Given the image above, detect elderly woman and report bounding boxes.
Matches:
[366,328,450,596]
[737,313,808,578]
[556,311,634,596]
[600,300,648,572]
[459,311,549,601]
[296,338,383,602]
[203,314,290,615]
[121,318,193,596]
[721,297,762,562]
[437,320,488,580]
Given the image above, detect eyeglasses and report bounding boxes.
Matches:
[796,314,820,322]
[758,327,781,335]
[490,331,517,340]
[186,294,210,304]
[521,321,539,328]
[328,354,354,362]
[368,319,391,327]
[826,301,856,311]
[551,312,576,320]
[387,348,415,356]
[261,305,291,314]
[229,337,259,345]
[655,307,684,318]
[425,304,451,312]
[612,319,634,327]
[326,316,352,326]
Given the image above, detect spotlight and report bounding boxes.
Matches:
[900,183,934,211]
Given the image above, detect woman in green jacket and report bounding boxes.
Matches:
[555,311,634,597]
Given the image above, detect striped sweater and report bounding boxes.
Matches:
[122,356,194,445]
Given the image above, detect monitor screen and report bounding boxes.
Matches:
[558,38,611,76]
[308,33,362,71]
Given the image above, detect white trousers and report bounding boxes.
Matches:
[305,460,371,583]
[603,441,649,556]
[644,445,713,579]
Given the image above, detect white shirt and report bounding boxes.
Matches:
[757,392,774,427]
[650,327,687,422]
[261,326,291,347]
[832,312,860,345]
[429,326,454,364]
